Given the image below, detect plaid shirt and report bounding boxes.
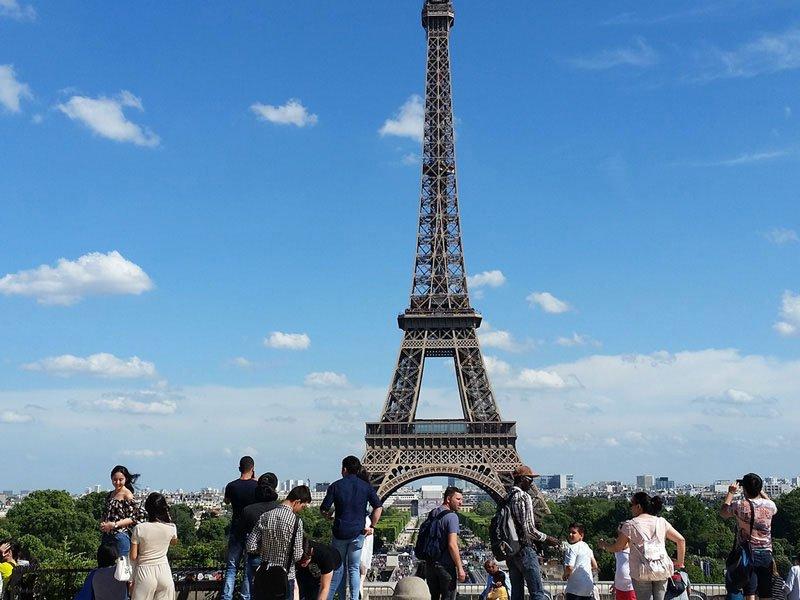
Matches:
[246,504,304,579]
[509,486,547,546]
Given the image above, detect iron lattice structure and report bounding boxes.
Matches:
[363,0,547,512]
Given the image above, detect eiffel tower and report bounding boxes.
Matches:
[363,0,547,511]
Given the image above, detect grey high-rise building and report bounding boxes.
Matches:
[655,476,675,491]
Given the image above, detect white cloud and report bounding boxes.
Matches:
[70,391,178,415]
[379,95,424,143]
[304,371,349,388]
[250,99,317,127]
[0,0,35,21]
[5,346,800,485]
[508,368,572,390]
[694,388,779,418]
[480,330,520,352]
[568,37,658,70]
[483,356,511,377]
[232,357,254,369]
[0,411,33,424]
[478,323,526,352]
[467,270,506,289]
[264,331,310,350]
[121,449,164,458]
[701,28,800,80]
[689,150,789,167]
[56,91,160,147]
[0,251,154,305]
[527,291,571,314]
[785,106,793,119]
[556,333,601,348]
[765,228,799,245]
[22,353,156,379]
[401,153,420,165]
[774,291,800,337]
[0,65,33,113]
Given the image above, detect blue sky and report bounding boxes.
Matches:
[1,0,800,492]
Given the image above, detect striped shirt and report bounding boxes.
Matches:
[508,486,547,546]
[246,504,304,579]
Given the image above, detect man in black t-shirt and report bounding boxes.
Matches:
[296,539,343,600]
[222,456,258,600]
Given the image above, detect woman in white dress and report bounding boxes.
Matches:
[130,492,178,600]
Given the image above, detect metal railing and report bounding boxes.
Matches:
[11,569,731,600]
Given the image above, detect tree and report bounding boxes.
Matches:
[4,490,99,556]
[301,508,333,541]
[170,504,197,546]
[775,489,800,549]
[474,501,495,517]
[75,491,108,522]
[197,515,229,543]
[668,496,734,559]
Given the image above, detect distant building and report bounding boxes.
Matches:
[420,485,443,499]
[315,482,331,493]
[712,480,734,494]
[636,475,654,490]
[537,474,573,490]
[280,479,307,492]
[655,476,675,491]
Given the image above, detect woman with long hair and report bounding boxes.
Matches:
[99,465,146,557]
[599,492,686,600]
[130,492,178,600]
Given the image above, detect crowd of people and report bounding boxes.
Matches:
[1,461,798,600]
[414,468,797,600]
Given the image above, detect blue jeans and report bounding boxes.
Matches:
[102,531,131,558]
[509,547,544,600]
[245,554,262,599]
[223,534,249,600]
[329,535,364,600]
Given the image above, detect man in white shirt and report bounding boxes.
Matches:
[562,523,597,600]
[787,554,800,600]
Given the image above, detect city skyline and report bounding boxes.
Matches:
[2,1,800,490]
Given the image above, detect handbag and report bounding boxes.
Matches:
[253,514,300,600]
[113,555,133,582]
[725,499,755,586]
[667,572,687,596]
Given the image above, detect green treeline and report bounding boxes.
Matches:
[374,509,411,546]
[456,492,800,583]
[0,491,412,567]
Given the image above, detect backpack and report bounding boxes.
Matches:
[628,518,674,582]
[415,509,453,562]
[490,489,522,561]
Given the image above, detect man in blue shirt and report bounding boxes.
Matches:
[321,456,383,600]
[424,486,466,600]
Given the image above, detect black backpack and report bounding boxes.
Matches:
[414,509,452,562]
[490,489,522,561]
